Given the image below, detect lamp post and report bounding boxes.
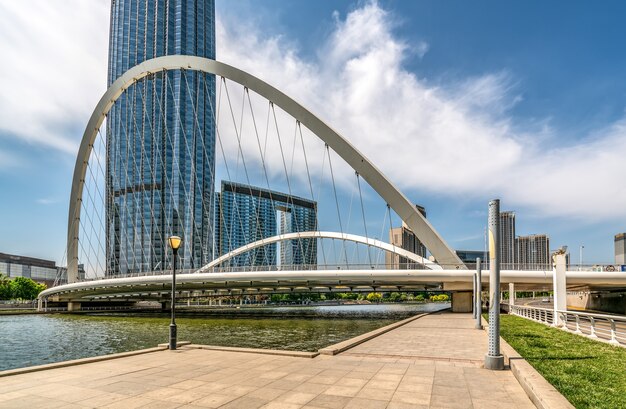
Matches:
[168,235,182,350]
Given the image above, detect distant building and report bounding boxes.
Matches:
[616,233,626,265]
[500,211,516,269]
[516,234,550,270]
[0,252,67,287]
[455,250,487,269]
[214,181,317,268]
[386,205,427,269]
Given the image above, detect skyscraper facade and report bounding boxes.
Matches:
[215,181,317,268]
[106,0,216,275]
[516,234,550,270]
[616,233,626,265]
[499,211,516,269]
[386,205,427,269]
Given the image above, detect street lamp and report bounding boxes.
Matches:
[168,235,182,350]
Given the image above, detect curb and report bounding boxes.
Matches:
[186,344,319,358]
[318,312,428,355]
[0,346,167,378]
[481,316,574,409]
[500,338,574,409]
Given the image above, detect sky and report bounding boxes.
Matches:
[0,0,625,265]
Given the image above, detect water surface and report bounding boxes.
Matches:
[0,303,447,371]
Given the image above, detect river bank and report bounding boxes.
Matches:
[0,303,448,371]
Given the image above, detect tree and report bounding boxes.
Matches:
[0,273,11,300]
[389,292,401,302]
[10,277,46,300]
[366,292,382,303]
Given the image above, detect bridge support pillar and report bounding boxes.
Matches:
[37,298,43,312]
[553,251,567,326]
[67,302,82,312]
[508,283,515,307]
[452,292,473,312]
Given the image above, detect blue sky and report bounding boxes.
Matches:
[0,0,625,265]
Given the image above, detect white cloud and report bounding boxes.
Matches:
[216,1,626,220]
[0,0,109,153]
[1,0,624,221]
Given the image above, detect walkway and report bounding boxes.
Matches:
[0,312,536,408]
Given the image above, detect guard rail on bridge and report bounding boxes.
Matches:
[510,304,626,347]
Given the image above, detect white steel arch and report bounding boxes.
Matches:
[197,231,442,272]
[68,55,464,282]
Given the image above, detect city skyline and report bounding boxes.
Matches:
[1,1,626,264]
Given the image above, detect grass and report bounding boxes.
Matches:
[494,314,626,409]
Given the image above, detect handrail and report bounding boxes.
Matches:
[510,304,625,347]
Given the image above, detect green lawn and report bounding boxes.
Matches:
[496,314,626,409]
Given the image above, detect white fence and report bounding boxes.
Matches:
[510,305,626,347]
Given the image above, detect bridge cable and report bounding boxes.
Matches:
[356,172,374,267]
[297,122,326,266]
[325,144,349,267]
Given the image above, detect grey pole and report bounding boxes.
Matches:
[472,265,477,320]
[485,199,504,370]
[475,257,483,329]
[169,248,178,350]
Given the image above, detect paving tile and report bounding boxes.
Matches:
[344,397,387,409]
[306,394,351,409]
[275,391,317,405]
[0,313,538,409]
[219,396,268,409]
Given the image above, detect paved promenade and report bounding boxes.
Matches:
[0,312,536,408]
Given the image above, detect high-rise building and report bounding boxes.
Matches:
[616,233,626,265]
[106,0,216,275]
[214,181,317,268]
[386,205,427,269]
[499,211,516,269]
[516,234,550,270]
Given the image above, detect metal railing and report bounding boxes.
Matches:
[510,305,626,346]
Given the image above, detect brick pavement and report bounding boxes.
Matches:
[0,312,536,408]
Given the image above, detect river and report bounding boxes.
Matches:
[0,303,448,371]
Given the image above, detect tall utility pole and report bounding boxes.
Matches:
[485,199,504,370]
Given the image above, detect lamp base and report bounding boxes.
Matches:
[169,323,177,350]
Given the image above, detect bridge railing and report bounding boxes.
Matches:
[510,304,626,347]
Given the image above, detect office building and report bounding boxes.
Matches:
[214,181,317,267]
[455,250,487,269]
[0,252,67,287]
[616,233,626,265]
[106,0,216,275]
[386,205,427,269]
[516,234,550,270]
[500,211,516,269]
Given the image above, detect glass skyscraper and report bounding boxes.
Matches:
[106,0,216,275]
[215,181,318,268]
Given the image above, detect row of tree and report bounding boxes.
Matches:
[0,274,47,300]
[269,291,450,304]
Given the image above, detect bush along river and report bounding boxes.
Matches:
[0,303,449,371]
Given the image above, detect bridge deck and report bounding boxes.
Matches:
[0,313,536,408]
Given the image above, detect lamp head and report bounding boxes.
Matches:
[168,235,182,251]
